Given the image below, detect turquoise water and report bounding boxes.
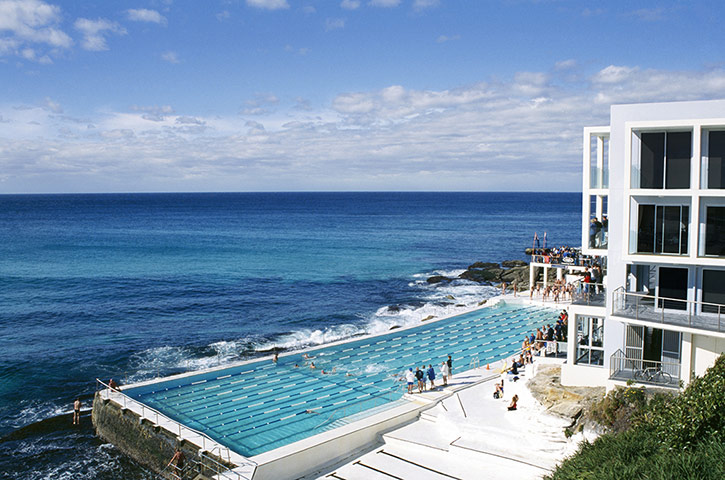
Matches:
[126,302,556,456]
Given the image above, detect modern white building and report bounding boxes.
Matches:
[561,99,725,390]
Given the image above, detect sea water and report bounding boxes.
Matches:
[0,192,579,478]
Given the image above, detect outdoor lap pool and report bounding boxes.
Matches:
[124,302,557,457]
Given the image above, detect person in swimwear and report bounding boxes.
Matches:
[73,398,81,425]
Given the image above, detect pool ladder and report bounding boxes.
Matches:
[469,355,480,370]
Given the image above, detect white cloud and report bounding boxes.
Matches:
[6,64,725,193]
[0,0,72,60]
[130,104,174,122]
[161,51,180,63]
[628,7,665,22]
[126,9,167,25]
[555,59,577,70]
[340,0,360,10]
[42,96,62,113]
[74,18,126,51]
[369,0,400,7]
[247,0,289,10]
[436,34,460,43]
[413,0,439,9]
[325,18,345,31]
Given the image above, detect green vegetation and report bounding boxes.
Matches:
[547,354,725,480]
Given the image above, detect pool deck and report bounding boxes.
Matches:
[311,357,576,480]
[97,294,575,479]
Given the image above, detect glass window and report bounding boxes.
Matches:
[666,132,691,189]
[702,270,725,313]
[638,131,691,189]
[576,315,604,366]
[636,204,689,255]
[708,131,725,189]
[641,132,664,189]
[705,206,725,256]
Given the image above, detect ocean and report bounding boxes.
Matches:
[0,192,580,479]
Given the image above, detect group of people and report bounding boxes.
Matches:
[404,355,453,394]
[589,215,609,249]
[530,279,574,303]
[520,310,568,360]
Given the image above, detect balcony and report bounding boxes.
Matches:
[572,281,606,307]
[609,349,680,388]
[612,287,725,334]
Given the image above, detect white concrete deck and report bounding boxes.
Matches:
[313,357,577,480]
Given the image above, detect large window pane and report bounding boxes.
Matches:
[636,204,688,255]
[702,270,725,313]
[665,131,691,189]
[641,133,664,189]
[705,207,725,256]
[637,204,655,253]
[708,131,725,189]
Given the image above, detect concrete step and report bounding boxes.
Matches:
[361,450,454,480]
[382,420,456,454]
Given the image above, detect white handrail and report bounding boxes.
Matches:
[95,378,256,478]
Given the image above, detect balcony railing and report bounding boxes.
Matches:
[612,287,724,333]
[530,253,594,267]
[572,281,606,307]
[609,349,680,388]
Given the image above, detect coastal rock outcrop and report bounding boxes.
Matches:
[528,364,605,422]
[424,257,550,291]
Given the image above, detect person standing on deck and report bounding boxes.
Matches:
[405,368,415,394]
[441,361,449,386]
[415,366,425,393]
[427,364,436,389]
[447,355,453,379]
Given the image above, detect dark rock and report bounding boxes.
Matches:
[427,275,452,284]
[389,325,401,330]
[467,261,500,270]
[445,294,455,300]
[387,305,401,313]
[421,315,436,322]
[524,248,534,255]
[502,260,528,268]
[459,268,503,282]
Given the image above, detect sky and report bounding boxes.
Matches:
[3,0,725,193]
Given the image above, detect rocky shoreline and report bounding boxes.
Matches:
[427,259,531,289]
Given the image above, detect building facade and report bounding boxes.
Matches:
[561,100,725,390]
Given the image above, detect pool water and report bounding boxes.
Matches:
[125,302,557,456]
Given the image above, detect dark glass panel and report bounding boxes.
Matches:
[665,131,691,189]
[658,267,688,310]
[705,206,725,256]
[708,131,725,189]
[637,204,655,253]
[662,206,681,253]
[640,133,664,189]
[655,205,664,253]
[681,206,689,254]
[702,270,725,313]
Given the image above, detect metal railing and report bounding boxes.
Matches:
[530,254,593,267]
[609,349,681,387]
[95,379,255,479]
[571,281,606,306]
[612,287,724,333]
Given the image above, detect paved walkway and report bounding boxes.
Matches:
[312,358,576,480]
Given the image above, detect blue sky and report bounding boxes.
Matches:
[3,0,725,193]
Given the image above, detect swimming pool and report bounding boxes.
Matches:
[124,302,556,457]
